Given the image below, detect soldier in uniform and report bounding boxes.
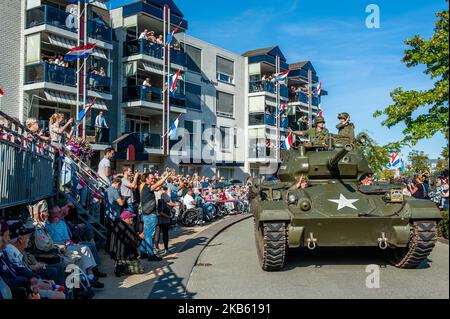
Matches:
[335,112,355,144]
[289,116,329,146]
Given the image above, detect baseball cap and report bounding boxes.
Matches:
[9,221,35,239]
[120,211,136,221]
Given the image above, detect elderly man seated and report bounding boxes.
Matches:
[1,222,65,299]
[45,203,106,288]
[4,221,65,286]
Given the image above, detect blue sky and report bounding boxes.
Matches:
[110,0,448,159]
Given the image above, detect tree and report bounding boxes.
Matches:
[408,150,430,174]
[374,3,449,156]
[356,132,401,177]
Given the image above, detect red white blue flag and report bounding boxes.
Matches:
[281,132,294,150]
[274,70,289,82]
[166,21,183,47]
[170,68,183,94]
[316,81,322,96]
[64,43,96,62]
[389,153,401,167]
[77,98,96,123]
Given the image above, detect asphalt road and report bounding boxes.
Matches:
[187,218,449,299]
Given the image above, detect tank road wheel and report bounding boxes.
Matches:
[389,221,438,269]
[255,221,287,271]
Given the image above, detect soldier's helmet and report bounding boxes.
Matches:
[315,116,325,124]
[338,112,350,120]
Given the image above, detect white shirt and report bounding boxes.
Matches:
[143,80,151,88]
[139,32,147,40]
[183,194,196,210]
[97,157,111,185]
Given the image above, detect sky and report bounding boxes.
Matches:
[109,0,448,159]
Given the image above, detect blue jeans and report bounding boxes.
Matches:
[140,213,158,256]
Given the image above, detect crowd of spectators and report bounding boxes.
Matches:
[138,29,182,51]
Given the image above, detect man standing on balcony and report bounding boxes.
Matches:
[95,112,108,143]
[289,116,329,146]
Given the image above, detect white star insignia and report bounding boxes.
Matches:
[328,193,359,210]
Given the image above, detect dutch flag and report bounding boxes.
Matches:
[168,116,180,140]
[170,68,183,94]
[281,132,294,150]
[278,101,289,116]
[77,98,96,123]
[389,153,401,168]
[274,70,289,82]
[166,21,183,47]
[64,43,96,62]
[316,81,322,96]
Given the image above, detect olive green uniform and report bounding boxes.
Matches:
[335,123,355,144]
[302,127,329,145]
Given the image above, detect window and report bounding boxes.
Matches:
[185,82,201,110]
[26,33,41,65]
[216,91,234,118]
[216,56,234,84]
[184,44,201,74]
[220,126,231,152]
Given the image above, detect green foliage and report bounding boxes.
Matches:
[374,4,449,155]
[408,150,430,174]
[356,132,401,177]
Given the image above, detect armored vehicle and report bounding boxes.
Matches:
[253,138,442,271]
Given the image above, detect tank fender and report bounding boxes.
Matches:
[392,225,411,246]
[403,199,442,220]
[259,209,292,222]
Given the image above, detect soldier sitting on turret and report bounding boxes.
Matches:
[335,112,355,145]
[289,116,329,146]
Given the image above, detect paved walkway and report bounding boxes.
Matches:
[94,216,240,299]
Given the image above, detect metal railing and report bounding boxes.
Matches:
[25,62,77,87]
[26,5,112,43]
[0,111,57,209]
[124,39,187,66]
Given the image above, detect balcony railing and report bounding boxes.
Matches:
[249,113,276,126]
[26,5,112,43]
[124,39,187,66]
[25,62,111,92]
[25,62,77,87]
[123,86,186,107]
[249,80,276,94]
[280,117,289,128]
[123,86,162,103]
[87,73,111,93]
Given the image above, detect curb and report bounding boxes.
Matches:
[438,237,449,245]
[148,214,253,299]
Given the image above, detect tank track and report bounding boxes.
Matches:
[255,222,287,271]
[390,221,437,269]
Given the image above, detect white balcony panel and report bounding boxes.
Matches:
[44,90,108,111]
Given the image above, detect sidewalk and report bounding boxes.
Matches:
[93,216,237,299]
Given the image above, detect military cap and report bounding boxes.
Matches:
[315,116,325,124]
[338,112,350,120]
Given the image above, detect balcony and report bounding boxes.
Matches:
[124,39,187,66]
[26,5,112,43]
[87,73,111,94]
[249,113,276,127]
[249,80,275,94]
[280,84,289,98]
[25,62,76,87]
[123,86,186,108]
[25,62,111,93]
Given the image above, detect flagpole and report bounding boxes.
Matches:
[307,69,312,126]
[82,0,88,139]
[167,9,171,156]
[162,5,167,153]
[275,55,280,164]
[76,1,81,137]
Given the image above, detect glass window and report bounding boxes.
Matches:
[216,91,234,118]
[184,44,201,74]
[220,126,230,152]
[216,56,234,84]
[185,82,201,110]
[26,33,41,65]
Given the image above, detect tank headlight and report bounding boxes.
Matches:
[288,193,297,204]
[299,199,311,211]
